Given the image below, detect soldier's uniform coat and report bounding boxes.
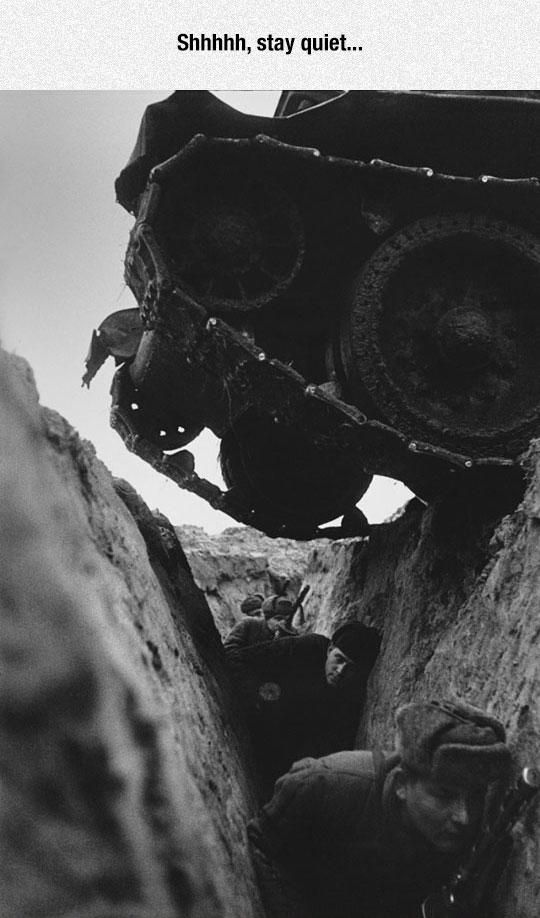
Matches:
[249,750,461,918]
[223,617,275,651]
[226,635,364,796]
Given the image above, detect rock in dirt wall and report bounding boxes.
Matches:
[301,469,540,917]
[0,350,264,918]
[177,525,312,636]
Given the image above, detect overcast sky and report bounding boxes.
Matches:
[0,91,412,531]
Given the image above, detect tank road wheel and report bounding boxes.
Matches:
[220,415,372,536]
[339,214,540,458]
[159,172,304,313]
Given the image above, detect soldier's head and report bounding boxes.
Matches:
[262,595,294,632]
[240,593,264,617]
[325,622,381,688]
[393,699,511,853]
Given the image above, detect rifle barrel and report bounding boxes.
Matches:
[292,585,309,613]
[420,764,539,918]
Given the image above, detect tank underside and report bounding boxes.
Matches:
[84,92,540,538]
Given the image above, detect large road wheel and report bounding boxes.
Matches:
[157,166,304,313]
[338,213,540,458]
[220,414,372,534]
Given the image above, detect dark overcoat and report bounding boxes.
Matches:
[249,750,461,918]
[227,635,364,794]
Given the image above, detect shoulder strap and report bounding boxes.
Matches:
[371,748,388,812]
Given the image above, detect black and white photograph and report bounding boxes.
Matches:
[1,85,540,918]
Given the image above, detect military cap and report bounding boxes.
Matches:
[331,622,381,667]
[240,594,264,615]
[395,698,511,785]
[262,595,294,620]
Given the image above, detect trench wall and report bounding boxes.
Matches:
[177,525,311,636]
[300,461,540,917]
[0,351,264,918]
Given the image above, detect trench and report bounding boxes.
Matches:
[1,347,539,918]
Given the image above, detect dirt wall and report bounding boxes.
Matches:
[0,350,263,918]
[177,525,312,636]
[300,470,540,917]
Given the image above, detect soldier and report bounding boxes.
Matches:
[248,699,511,918]
[224,595,296,652]
[239,593,265,617]
[228,622,381,797]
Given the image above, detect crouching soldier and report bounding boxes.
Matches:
[248,699,512,918]
[224,595,296,652]
[228,622,381,798]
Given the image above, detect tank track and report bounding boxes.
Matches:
[89,130,538,538]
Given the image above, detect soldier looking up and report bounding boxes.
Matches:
[226,622,381,797]
[248,698,512,918]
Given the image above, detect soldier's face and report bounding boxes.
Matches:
[325,646,355,687]
[397,774,485,853]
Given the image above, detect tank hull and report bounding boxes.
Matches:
[84,91,540,538]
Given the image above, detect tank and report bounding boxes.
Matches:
[84,90,540,539]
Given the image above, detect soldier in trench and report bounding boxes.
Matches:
[248,698,512,918]
[239,592,265,617]
[227,622,381,798]
[224,594,297,651]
